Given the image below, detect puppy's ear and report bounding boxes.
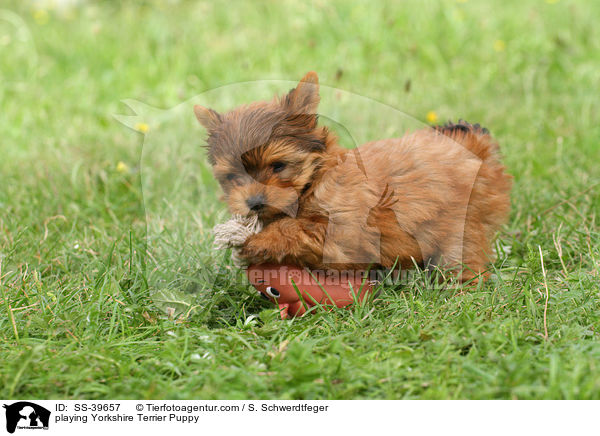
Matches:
[194,105,222,130]
[282,71,320,115]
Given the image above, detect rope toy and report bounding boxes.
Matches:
[212,214,262,267]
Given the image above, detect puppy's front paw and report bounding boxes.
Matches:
[239,234,278,265]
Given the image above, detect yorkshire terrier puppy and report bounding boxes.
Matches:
[195,72,511,282]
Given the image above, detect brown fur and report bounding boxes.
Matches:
[195,72,512,283]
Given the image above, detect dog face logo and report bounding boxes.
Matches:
[2,402,50,434]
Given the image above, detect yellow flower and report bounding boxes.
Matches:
[33,9,49,25]
[135,122,149,133]
[493,39,506,52]
[116,161,130,174]
[426,111,438,123]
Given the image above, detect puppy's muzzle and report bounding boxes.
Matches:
[246,194,266,212]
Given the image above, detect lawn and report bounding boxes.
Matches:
[1,0,599,399]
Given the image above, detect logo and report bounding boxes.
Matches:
[2,402,50,434]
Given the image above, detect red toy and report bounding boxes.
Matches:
[246,264,375,319]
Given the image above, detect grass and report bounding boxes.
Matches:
[0,0,599,399]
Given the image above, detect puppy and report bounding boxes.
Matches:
[195,72,511,283]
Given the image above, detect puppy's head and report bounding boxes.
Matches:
[195,72,330,221]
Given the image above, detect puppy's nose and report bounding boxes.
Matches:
[246,194,266,211]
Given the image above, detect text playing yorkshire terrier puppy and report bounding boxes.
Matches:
[195,72,512,283]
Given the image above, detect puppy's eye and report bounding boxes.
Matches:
[271,162,286,173]
[225,173,237,181]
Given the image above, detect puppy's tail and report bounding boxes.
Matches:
[433,120,501,162]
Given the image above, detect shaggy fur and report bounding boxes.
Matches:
[195,72,512,282]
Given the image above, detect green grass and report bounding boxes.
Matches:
[1,0,599,399]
